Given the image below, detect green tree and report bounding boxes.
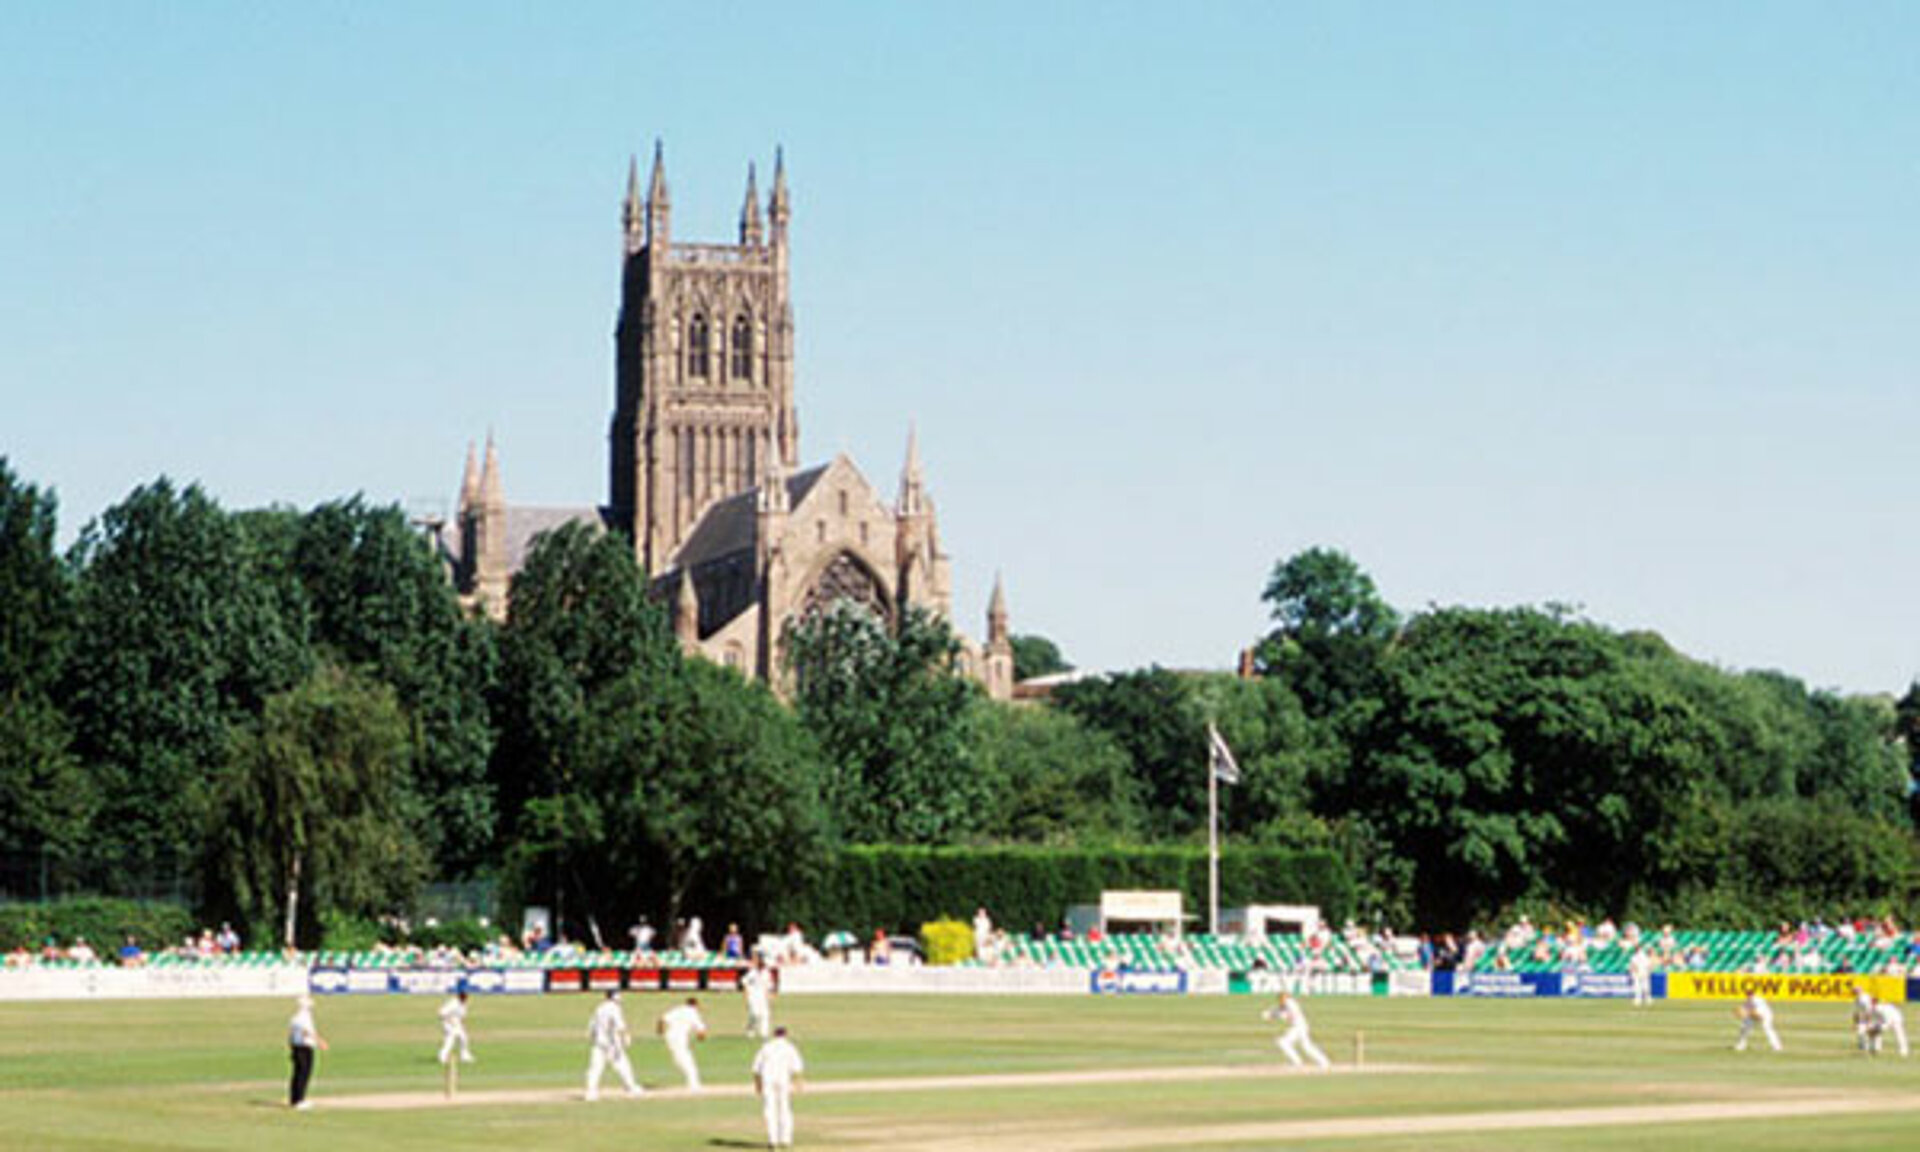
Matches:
[785,601,985,843]
[65,480,310,875]
[1009,634,1072,682]
[272,498,498,873]
[0,460,96,871]
[963,700,1144,844]
[1255,547,1398,718]
[204,665,429,946]
[491,522,676,835]
[1053,668,1206,839]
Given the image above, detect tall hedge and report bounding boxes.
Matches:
[772,845,1353,935]
[0,897,196,952]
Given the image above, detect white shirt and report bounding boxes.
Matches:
[661,1004,707,1045]
[588,1000,629,1051]
[1746,996,1773,1022]
[743,969,773,1004]
[289,1006,319,1048]
[1876,1002,1903,1028]
[439,997,467,1031]
[753,1036,804,1089]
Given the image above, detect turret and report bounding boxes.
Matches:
[622,154,644,255]
[674,573,701,650]
[740,163,764,246]
[474,433,509,620]
[896,423,927,518]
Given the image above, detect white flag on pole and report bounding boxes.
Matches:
[1207,723,1240,785]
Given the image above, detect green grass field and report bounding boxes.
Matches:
[2,991,1917,1149]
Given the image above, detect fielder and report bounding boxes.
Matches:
[584,991,644,1100]
[1853,987,1877,1053]
[752,1025,806,1150]
[1867,997,1910,1058]
[743,956,776,1040]
[1263,991,1331,1070]
[658,996,709,1090]
[437,990,475,1065]
[1734,990,1782,1052]
[1628,947,1653,1007]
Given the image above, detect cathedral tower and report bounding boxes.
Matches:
[609,143,798,576]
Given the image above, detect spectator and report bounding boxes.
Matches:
[722,923,745,961]
[68,936,98,964]
[216,922,240,953]
[118,935,145,968]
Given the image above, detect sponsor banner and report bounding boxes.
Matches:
[503,969,546,994]
[776,964,1088,995]
[0,965,307,1002]
[546,968,587,992]
[627,968,662,991]
[1667,972,1905,1003]
[587,968,622,991]
[1433,971,1560,998]
[1227,970,1382,997]
[390,969,463,995]
[1089,969,1188,995]
[346,969,390,994]
[706,968,742,990]
[1389,970,1431,997]
[309,967,350,995]
[665,968,703,991]
[1560,972,1635,1000]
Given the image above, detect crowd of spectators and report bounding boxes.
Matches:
[5,922,244,969]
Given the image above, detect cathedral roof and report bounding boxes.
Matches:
[504,505,611,573]
[670,464,828,571]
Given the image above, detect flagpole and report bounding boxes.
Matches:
[1208,747,1219,937]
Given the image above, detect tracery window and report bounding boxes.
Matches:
[730,315,752,380]
[688,314,711,377]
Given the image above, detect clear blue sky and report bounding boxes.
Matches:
[4,3,1916,693]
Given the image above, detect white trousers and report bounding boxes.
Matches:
[1870,1017,1910,1057]
[438,1025,471,1064]
[586,1047,641,1098]
[761,1083,795,1147]
[746,998,772,1039]
[668,1038,702,1089]
[1278,1027,1330,1069]
[1736,1016,1782,1051]
[1631,977,1651,1006]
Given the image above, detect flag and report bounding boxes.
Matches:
[1208,723,1240,785]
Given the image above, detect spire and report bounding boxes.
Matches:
[768,146,790,244]
[987,572,1011,648]
[481,432,504,508]
[897,423,926,517]
[648,139,669,204]
[646,139,671,246]
[459,441,480,511]
[622,154,644,252]
[740,162,764,245]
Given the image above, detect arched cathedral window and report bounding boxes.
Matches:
[730,315,752,381]
[688,314,711,377]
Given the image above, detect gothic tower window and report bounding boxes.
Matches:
[730,315,752,381]
[688,313,711,377]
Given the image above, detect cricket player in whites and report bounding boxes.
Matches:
[1264,991,1331,1070]
[658,996,709,1090]
[585,991,645,1100]
[1734,989,1782,1052]
[742,956,775,1039]
[752,1025,806,1150]
[438,989,475,1065]
[1866,996,1910,1057]
[1627,947,1654,1007]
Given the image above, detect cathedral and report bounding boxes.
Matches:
[451,145,1014,700]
